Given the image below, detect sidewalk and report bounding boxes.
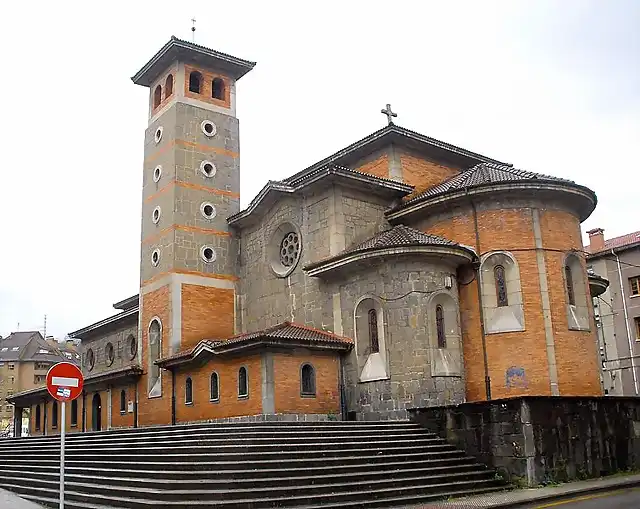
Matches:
[405,473,640,508]
[0,489,43,509]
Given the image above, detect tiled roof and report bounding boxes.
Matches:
[0,332,68,363]
[351,225,457,252]
[403,162,575,205]
[158,322,352,366]
[587,231,640,255]
[282,124,506,186]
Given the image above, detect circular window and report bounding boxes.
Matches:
[269,222,302,278]
[153,165,162,183]
[280,232,301,268]
[151,248,161,267]
[127,335,137,360]
[86,349,95,372]
[152,206,161,224]
[105,342,115,367]
[200,160,216,178]
[201,120,217,137]
[200,202,217,220]
[154,126,163,144]
[200,245,216,263]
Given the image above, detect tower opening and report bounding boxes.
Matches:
[189,71,202,94]
[212,78,225,100]
[165,74,174,98]
[153,85,162,109]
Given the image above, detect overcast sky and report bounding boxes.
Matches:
[0,0,638,339]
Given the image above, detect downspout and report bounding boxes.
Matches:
[467,189,491,400]
[171,368,176,426]
[613,249,638,395]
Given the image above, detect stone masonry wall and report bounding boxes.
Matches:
[79,320,138,378]
[333,257,465,420]
[409,397,640,486]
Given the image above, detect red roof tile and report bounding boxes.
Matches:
[588,230,640,255]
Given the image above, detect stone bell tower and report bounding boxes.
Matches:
[131,37,255,401]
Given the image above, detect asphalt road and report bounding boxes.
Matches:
[523,487,640,508]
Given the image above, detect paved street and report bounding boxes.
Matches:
[522,487,640,508]
[0,489,43,508]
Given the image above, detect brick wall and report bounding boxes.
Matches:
[138,285,172,426]
[416,202,601,400]
[181,284,235,350]
[273,352,340,415]
[352,150,389,179]
[400,151,460,197]
[175,354,262,422]
[183,64,231,109]
[110,384,135,429]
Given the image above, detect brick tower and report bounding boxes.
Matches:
[131,37,255,408]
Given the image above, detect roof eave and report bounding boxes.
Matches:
[386,181,597,223]
[304,245,476,277]
[587,240,640,259]
[68,307,139,340]
[131,37,256,87]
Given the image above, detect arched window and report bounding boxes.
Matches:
[148,319,162,397]
[212,78,225,100]
[71,400,78,427]
[238,367,248,398]
[189,71,202,94]
[494,265,509,307]
[185,377,193,404]
[51,401,58,428]
[300,364,316,396]
[368,309,379,353]
[210,372,219,401]
[120,390,126,413]
[35,405,41,431]
[436,305,446,348]
[153,85,162,109]
[165,74,174,98]
[565,265,575,305]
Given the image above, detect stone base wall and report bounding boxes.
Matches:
[408,396,640,486]
[180,413,339,424]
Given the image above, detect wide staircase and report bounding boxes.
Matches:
[0,420,507,508]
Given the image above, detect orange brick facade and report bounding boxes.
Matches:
[181,284,235,350]
[419,206,601,401]
[399,152,459,197]
[183,64,231,109]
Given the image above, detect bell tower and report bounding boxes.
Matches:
[131,37,255,404]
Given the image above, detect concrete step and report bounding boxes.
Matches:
[4,478,505,508]
[0,450,468,470]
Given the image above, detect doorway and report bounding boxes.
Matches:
[92,393,102,431]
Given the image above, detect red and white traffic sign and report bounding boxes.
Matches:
[46,362,84,402]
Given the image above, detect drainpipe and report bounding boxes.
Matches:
[613,249,638,395]
[467,189,491,400]
[171,368,176,426]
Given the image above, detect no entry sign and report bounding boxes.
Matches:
[46,362,83,402]
[45,362,84,509]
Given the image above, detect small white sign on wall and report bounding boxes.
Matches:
[127,401,134,414]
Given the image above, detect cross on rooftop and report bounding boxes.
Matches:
[381,103,397,125]
[191,18,196,42]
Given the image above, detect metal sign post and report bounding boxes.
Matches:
[60,401,65,509]
[46,362,83,509]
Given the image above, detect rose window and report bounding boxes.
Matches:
[279,232,300,267]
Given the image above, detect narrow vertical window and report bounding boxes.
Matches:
[238,367,248,398]
[189,71,202,94]
[153,85,162,109]
[165,74,174,98]
[210,372,219,401]
[565,265,576,305]
[148,319,162,396]
[300,364,316,396]
[35,405,41,431]
[71,400,78,426]
[368,309,379,353]
[51,401,58,428]
[185,377,193,405]
[120,390,126,413]
[494,265,509,307]
[436,305,446,348]
[212,78,225,100]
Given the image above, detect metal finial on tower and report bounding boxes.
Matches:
[191,17,196,43]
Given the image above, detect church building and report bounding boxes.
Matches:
[10,37,603,434]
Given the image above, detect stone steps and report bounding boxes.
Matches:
[0,420,508,507]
